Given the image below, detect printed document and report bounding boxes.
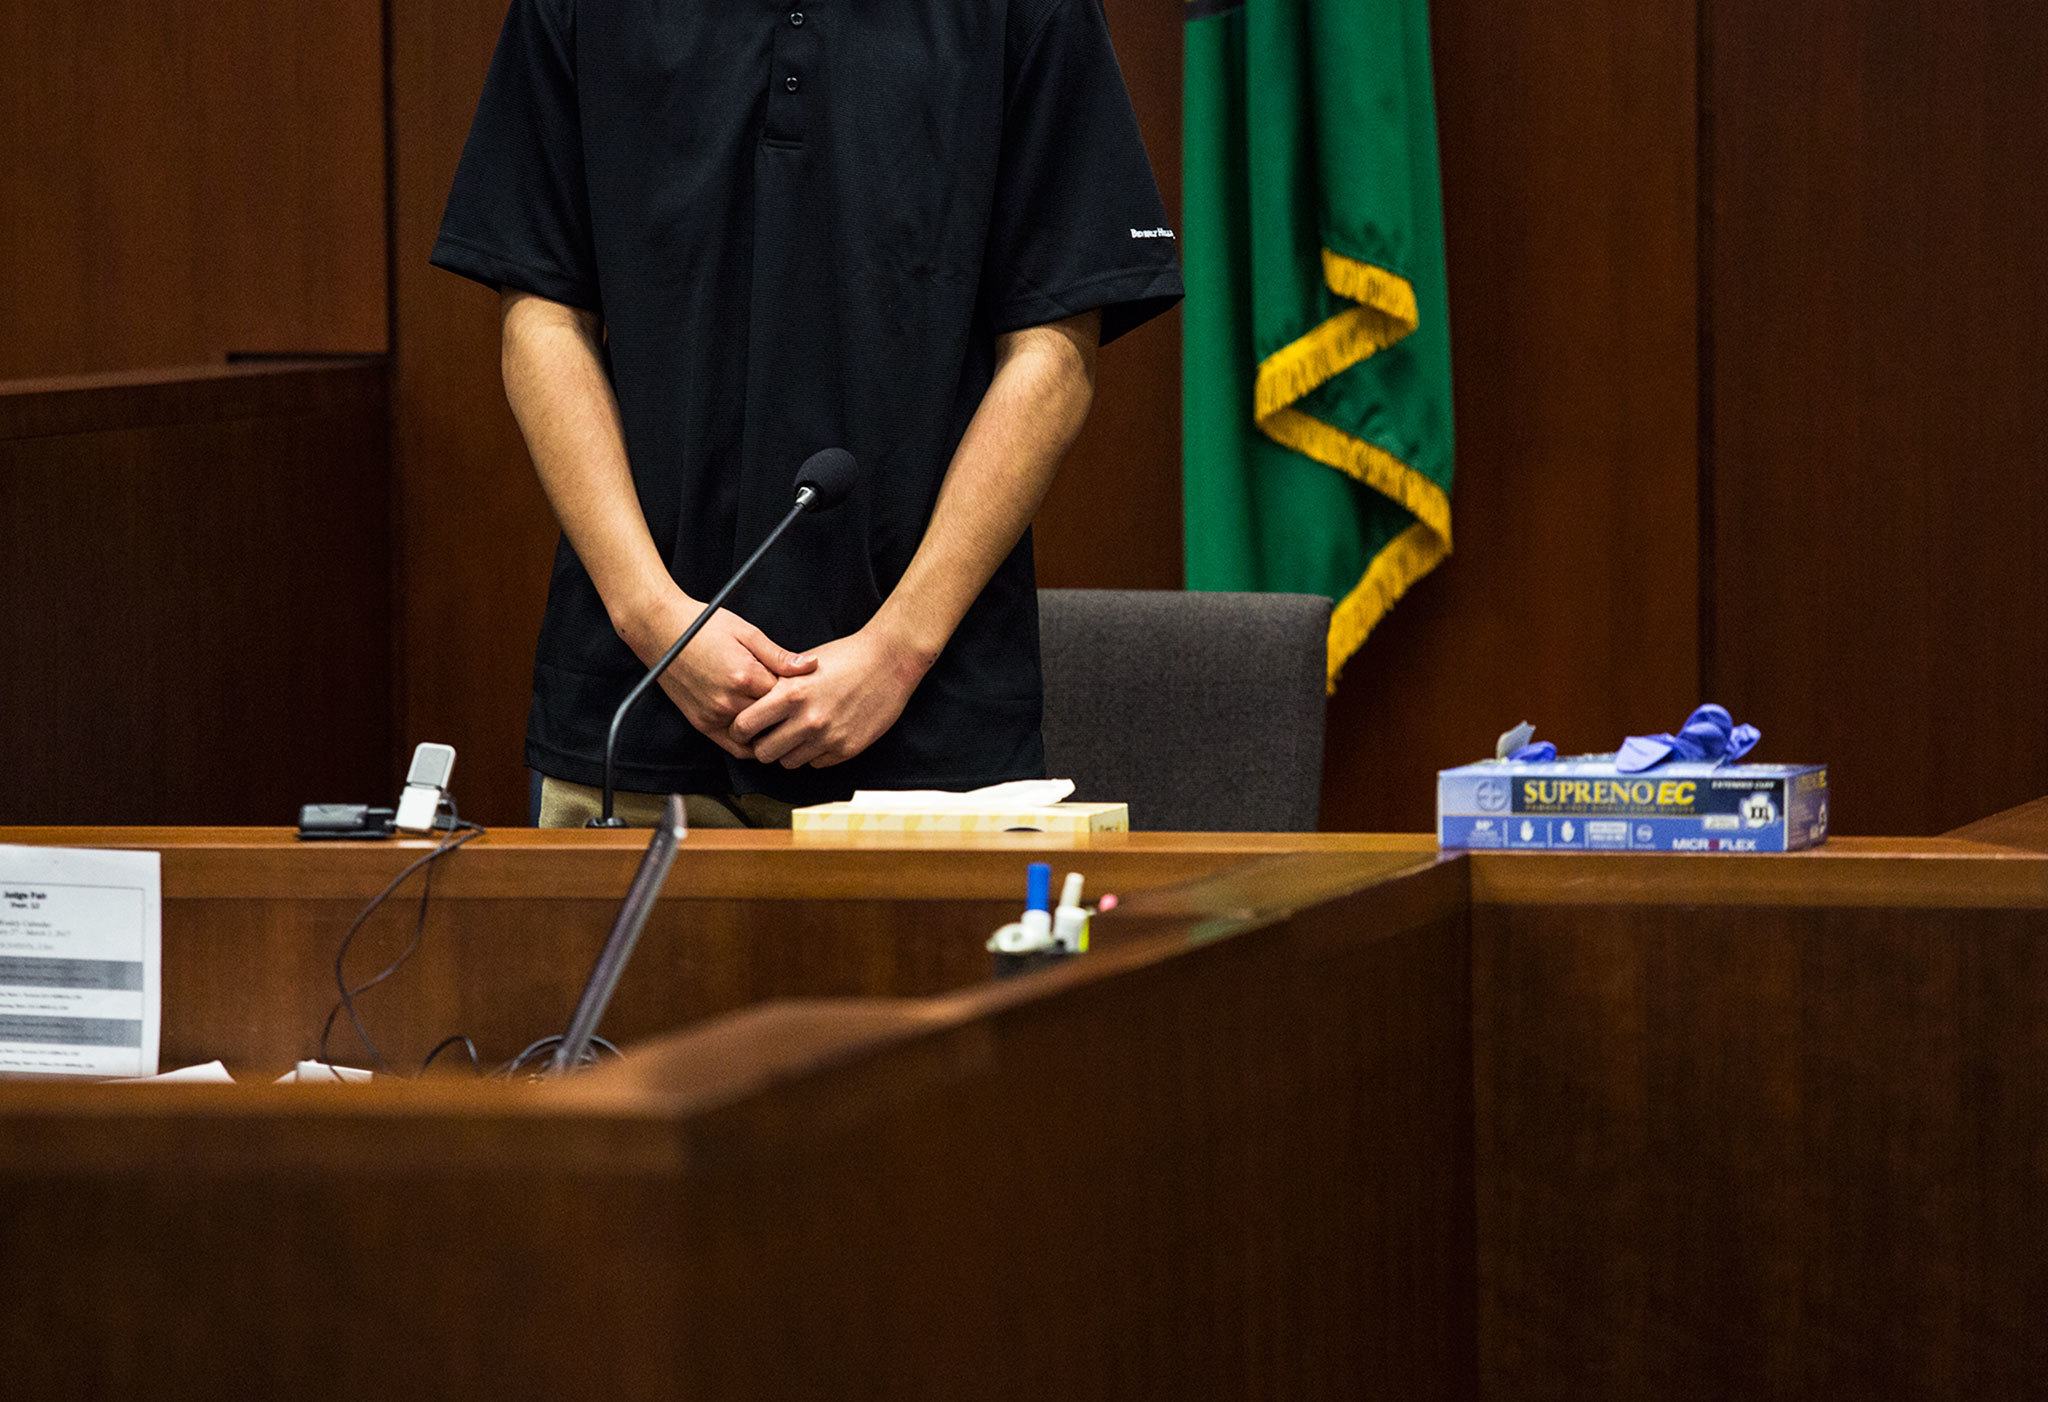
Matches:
[0,845,162,1078]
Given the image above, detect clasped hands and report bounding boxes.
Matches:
[620,587,929,769]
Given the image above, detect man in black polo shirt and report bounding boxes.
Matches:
[432,0,1182,827]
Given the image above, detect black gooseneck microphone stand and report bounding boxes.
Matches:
[588,483,822,827]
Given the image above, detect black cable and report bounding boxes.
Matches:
[319,823,480,1075]
[420,1033,480,1074]
[316,802,485,1080]
[498,1033,623,1079]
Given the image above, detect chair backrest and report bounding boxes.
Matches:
[1037,589,1331,832]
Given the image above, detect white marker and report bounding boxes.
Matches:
[1052,871,1089,954]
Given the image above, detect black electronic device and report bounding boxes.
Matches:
[546,794,687,1073]
[296,804,396,840]
[296,741,460,841]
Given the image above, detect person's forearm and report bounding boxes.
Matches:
[499,290,674,638]
[870,310,1100,664]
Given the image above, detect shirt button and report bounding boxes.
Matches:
[785,75,801,92]
[789,10,804,24]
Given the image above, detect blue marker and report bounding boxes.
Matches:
[1019,861,1055,948]
[1026,861,1052,914]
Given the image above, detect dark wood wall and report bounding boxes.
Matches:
[0,363,394,824]
[7,0,2046,831]
[1358,0,2048,833]
[1472,855,2048,1399]
[388,2,558,829]
[1084,0,2048,836]
[0,0,387,377]
[1321,0,1705,830]
[0,0,392,825]
[389,0,2048,833]
[1032,3,1187,596]
[1707,2,2048,835]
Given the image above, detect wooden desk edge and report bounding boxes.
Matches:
[0,827,1438,901]
[4,827,2043,909]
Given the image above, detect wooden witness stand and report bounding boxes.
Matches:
[3,816,2047,1399]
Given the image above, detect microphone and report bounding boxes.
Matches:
[793,446,859,511]
[588,448,861,826]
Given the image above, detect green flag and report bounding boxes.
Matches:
[1183,0,1455,687]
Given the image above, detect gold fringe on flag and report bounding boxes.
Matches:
[1251,248,1451,688]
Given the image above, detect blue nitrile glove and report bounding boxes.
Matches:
[1495,721,1557,763]
[1615,704,1760,773]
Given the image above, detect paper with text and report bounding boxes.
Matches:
[0,845,161,1078]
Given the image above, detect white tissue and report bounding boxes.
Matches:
[845,779,1077,811]
[276,1060,373,1084]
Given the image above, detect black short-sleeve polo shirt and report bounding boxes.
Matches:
[431,0,1182,804]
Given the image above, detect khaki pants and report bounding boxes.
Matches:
[536,776,795,830]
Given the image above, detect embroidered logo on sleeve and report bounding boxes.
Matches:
[1130,227,1176,239]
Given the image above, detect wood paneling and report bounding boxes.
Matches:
[390,1,585,826]
[0,850,1477,1400]
[16,0,2043,840]
[0,0,386,377]
[650,863,1477,1402]
[0,825,1436,901]
[0,825,1433,1074]
[1948,794,2048,852]
[0,1085,692,1399]
[1707,2,2048,835]
[1317,0,1703,831]
[1031,0,1187,594]
[7,831,2048,1394]
[1475,889,2048,1398]
[70,0,2013,841]
[1468,837,2048,909]
[1044,1,2048,843]
[0,361,394,824]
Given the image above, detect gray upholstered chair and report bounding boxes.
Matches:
[1037,589,1330,832]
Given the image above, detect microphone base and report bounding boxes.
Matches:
[584,816,630,829]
